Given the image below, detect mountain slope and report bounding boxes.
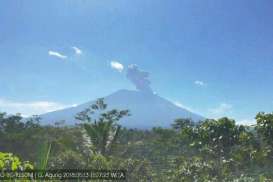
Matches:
[39,89,204,128]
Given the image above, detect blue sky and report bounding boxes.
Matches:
[0,0,273,124]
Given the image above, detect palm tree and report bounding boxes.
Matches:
[76,98,129,156]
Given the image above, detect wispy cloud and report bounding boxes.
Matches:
[237,119,256,125]
[208,103,233,117]
[0,98,74,117]
[110,61,124,72]
[48,50,67,59]
[194,80,206,86]
[173,101,195,113]
[72,46,82,55]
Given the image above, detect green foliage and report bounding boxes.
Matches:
[1,108,273,181]
[36,141,51,170]
[0,113,43,162]
[50,150,86,169]
[76,98,129,156]
[167,157,218,182]
[0,152,33,171]
[117,158,153,182]
[195,118,245,154]
[256,112,273,146]
[172,118,194,131]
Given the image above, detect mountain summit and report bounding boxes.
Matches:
[39,89,204,128]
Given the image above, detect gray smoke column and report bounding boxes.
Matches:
[126,64,153,93]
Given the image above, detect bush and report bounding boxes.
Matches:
[0,152,33,171]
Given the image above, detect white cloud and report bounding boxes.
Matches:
[110,61,124,72]
[208,103,233,117]
[194,80,206,86]
[174,101,185,108]
[48,50,67,59]
[0,98,73,117]
[237,119,256,125]
[72,46,82,55]
[71,104,78,107]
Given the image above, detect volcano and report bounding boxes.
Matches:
[39,89,204,129]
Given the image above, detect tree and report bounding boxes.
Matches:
[172,118,194,131]
[256,112,273,147]
[196,117,245,156]
[0,113,43,162]
[76,98,129,156]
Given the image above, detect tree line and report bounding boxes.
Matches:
[1,99,273,181]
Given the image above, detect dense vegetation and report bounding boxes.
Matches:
[1,99,273,181]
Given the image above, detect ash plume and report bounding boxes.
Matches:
[126,64,153,93]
